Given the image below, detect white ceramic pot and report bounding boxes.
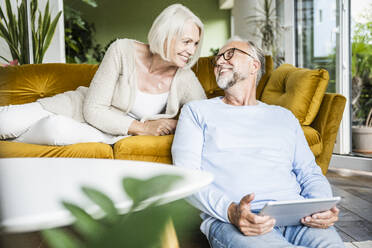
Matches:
[352,126,372,153]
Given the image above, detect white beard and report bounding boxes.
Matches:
[217,70,246,90]
[217,73,233,90]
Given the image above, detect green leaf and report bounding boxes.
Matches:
[0,55,10,63]
[0,5,8,26]
[66,38,81,53]
[62,201,105,242]
[40,11,62,62]
[42,229,84,248]
[17,0,29,64]
[122,174,183,208]
[0,20,11,41]
[82,187,118,224]
[2,36,22,62]
[5,0,17,44]
[30,0,37,22]
[41,1,50,40]
[90,205,169,248]
[4,0,13,27]
[81,0,98,8]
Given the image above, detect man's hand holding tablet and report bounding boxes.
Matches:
[301,206,340,229]
[258,197,341,227]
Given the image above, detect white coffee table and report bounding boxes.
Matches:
[0,158,213,233]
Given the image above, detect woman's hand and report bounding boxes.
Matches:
[128,119,177,136]
[144,119,177,136]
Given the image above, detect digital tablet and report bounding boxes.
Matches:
[258,197,341,226]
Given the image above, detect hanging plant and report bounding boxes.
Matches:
[0,0,62,64]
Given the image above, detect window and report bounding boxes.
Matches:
[350,1,372,158]
[295,0,338,93]
[295,0,372,159]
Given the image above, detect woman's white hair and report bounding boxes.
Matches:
[147,4,204,69]
[226,36,265,85]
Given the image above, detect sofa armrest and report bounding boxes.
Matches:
[311,93,346,174]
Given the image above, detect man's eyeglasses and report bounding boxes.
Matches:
[212,48,255,67]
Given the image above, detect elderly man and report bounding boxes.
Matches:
[171,37,344,247]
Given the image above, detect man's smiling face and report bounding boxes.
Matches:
[214,41,254,90]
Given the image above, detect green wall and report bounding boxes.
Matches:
[64,0,230,56]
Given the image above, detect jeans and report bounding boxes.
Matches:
[208,219,344,248]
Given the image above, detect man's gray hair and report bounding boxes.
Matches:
[226,36,265,85]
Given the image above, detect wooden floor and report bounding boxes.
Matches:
[326,168,372,245]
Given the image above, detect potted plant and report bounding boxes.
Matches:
[351,21,372,154]
[42,174,198,248]
[0,0,62,64]
[245,0,284,67]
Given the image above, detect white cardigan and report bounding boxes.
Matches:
[38,39,206,135]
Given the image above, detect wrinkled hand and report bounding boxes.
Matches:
[143,119,177,136]
[228,193,275,236]
[129,119,177,136]
[301,206,339,229]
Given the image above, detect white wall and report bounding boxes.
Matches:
[0,0,65,64]
[231,0,262,45]
[231,0,295,64]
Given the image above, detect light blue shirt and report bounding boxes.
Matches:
[171,97,333,237]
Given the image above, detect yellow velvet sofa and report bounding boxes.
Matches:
[0,56,346,247]
[0,56,345,174]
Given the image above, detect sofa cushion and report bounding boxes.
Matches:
[0,141,113,158]
[302,126,322,157]
[260,64,329,125]
[191,57,220,98]
[192,56,274,99]
[0,63,98,106]
[114,135,174,164]
[256,56,274,99]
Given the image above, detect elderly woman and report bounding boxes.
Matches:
[0,4,206,145]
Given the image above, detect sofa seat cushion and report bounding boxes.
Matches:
[114,135,174,164]
[302,126,322,157]
[0,141,114,158]
[260,64,329,125]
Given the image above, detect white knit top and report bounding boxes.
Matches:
[128,87,169,120]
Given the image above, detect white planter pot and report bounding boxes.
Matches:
[352,126,372,153]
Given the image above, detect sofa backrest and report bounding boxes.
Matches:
[0,55,273,105]
[0,57,328,126]
[260,64,329,125]
[0,63,98,106]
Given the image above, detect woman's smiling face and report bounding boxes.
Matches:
[169,19,200,68]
